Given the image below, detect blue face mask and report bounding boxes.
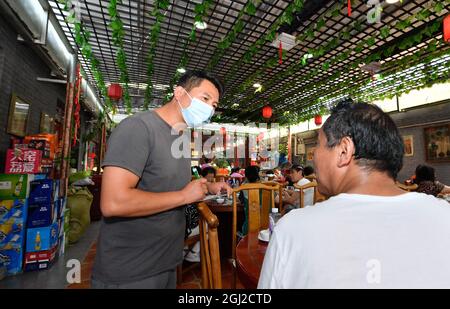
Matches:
[177,88,215,127]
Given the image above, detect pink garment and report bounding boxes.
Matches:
[230,172,244,178]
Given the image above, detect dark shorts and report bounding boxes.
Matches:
[91,269,177,289]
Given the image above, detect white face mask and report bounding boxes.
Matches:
[176,88,214,127]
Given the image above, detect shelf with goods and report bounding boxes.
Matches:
[0,134,68,278]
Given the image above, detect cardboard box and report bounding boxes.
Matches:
[0,219,25,247]
[29,179,54,204]
[0,199,27,224]
[0,243,24,275]
[24,244,57,272]
[0,174,29,200]
[5,149,42,174]
[27,139,51,159]
[25,223,59,253]
[0,174,47,200]
[24,134,57,160]
[26,202,54,228]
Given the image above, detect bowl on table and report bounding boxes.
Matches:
[216,198,225,204]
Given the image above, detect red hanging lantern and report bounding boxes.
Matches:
[262,105,273,119]
[108,83,123,100]
[220,127,227,135]
[314,115,323,126]
[444,14,450,43]
[348,0,352,17]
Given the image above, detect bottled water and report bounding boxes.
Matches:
[269,208,281,236]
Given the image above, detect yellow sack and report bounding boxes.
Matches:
[66,187,93,244]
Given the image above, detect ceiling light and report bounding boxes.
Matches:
[385,0,400,3]
[253,83,262,88]
[304,53,314,59]
[177,68,186,74]
[194,21,208,30]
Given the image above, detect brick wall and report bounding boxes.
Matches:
[0,15,91,169]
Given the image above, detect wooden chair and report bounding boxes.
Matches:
[294,181,327,208]
[197,202,222,289]
[231,183,279,288]
[262,181,283,213]
[176,233,201,285]
[396,181,418,192]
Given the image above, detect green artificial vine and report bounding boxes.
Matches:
[164,0,214,102]
[224,0,448,123]
[223,0,305,86]
[206,0,263,71]
[57,0,112,115]
[108,0,132,114]
[144,0,170,110]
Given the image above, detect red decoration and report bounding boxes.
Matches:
[348,0,352,17]
[108,83,123,100]
[220,127,227,135]
[279,41,283,65]
[262,105,273,119]
[445,14,450,43]
[257,132,265,142]
[73,64,82,147]
[314,115,323,126]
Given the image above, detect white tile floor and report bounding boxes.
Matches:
[0,221,101,289]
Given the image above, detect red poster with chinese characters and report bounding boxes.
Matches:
[5,149,42,174]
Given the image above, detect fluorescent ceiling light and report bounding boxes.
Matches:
[194,21,207,30]
[177,68,186,74]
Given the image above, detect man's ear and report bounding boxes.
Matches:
[173,86,185,103]
[336,136,355,168]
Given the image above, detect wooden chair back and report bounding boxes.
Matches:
[197,202,222,289]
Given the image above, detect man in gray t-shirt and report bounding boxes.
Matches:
[91,71,230,288]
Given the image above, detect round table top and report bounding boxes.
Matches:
[204,199,243,213]
[236,231,268,289]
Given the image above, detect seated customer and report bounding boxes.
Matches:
[281,165,314,212]
[201,166,216,183]
[415,164,450,197]
[239,166,261,235]
[259,100,450,289]
[303,165,315,179]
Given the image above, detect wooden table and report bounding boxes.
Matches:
[236,231,268,289]
[203,199,244,258]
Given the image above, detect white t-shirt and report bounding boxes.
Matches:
[258,192,450,289]
[296,178,314,207]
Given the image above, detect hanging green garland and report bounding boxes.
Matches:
[206,0,262,71]
[57,0,112,113]
[164,0,214,101]
[108,0,132,114]
[144,0,170,110]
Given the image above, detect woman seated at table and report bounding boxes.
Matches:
[201,166,217,183]
[415,164,450,197]
[239,166,261,236]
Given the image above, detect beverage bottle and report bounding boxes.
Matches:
[269,208,281,236]
[14,175,24,197]
[35,231,41,251]
[193,168,200,179]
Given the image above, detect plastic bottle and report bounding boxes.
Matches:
[269,208,282,236]
[35,231,41,251]
[14,175,24,197]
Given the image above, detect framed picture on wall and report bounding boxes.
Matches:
[402,135,414,157]
[424,124,450,162]
[39,113,54,133]
[307,147,316,161]
[7,94,31,137]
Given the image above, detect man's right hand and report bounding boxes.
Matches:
[181,178,208,204]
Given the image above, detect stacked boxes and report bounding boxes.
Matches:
[0,174,30,276]
[24,179,61,272]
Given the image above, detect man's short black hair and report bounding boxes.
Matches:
[303,165,314,176]
[415,164,436,183]
[245,166,260,183]
[201,166,217,177]
[322,99,404,179]
[290,164,304,176]
[178,70,224,99]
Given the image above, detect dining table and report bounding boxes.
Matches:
[235,231,268,289]
[202,198,244,259]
